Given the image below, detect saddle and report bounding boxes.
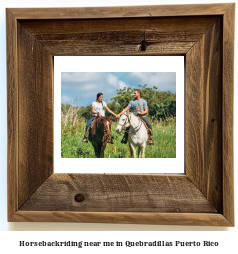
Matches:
[138,116,154,145]
[121,116,154,145]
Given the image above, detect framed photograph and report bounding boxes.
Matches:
[55,56,184,173]
[7,3,234,225]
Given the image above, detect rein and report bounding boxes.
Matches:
[84,116,112,139]
[117,113,130,128]
[103,120,112,142]
[104,128,111,134]
[118,113,143,133]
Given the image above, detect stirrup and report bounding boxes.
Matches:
[148,135,154,145]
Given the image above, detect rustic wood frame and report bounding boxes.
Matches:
[7,4,234,226]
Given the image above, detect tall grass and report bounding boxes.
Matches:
[61,105,176,158]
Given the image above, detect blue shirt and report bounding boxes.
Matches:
[127,98,148,117]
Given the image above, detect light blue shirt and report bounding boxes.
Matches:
[127,98,148,117]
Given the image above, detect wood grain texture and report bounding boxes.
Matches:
[186,18,223,212]
[6,9,18,221]
[11,211,232,226]
[38,41,193,56]
[19,17,218,56]
[20,174,217,213]
[6,5,234,225]
[20,16,218,34]
[222,4,235,226]
[8,4,233,19]
[18,23,54,208]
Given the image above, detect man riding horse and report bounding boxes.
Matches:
[82,92,117,143]
[116,89,154,145]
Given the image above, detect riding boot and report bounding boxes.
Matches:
[82,134,89,143]
[148,132,154,145]
[121,132,128,144]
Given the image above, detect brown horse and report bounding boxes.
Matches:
[88,115,112,158]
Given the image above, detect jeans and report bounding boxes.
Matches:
[141,116,152,131]
[85,117,94,139]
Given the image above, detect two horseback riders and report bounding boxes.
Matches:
[82,89,154,146]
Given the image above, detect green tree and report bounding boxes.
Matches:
[111,84,176,121]
[62,84,176,122]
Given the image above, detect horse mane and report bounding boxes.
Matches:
[122,110,129,116]
[95,115,111,126]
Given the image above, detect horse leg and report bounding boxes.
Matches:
[96,143,102,158]
[129,144,133,157]
[129,143,133,158]
[141,143,146,158]
[129,142,137,158]
[138,147,142,158]
[94,143,100,158]
[100,142,106,158]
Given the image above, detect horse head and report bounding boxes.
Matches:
[102,115,112,143]
[116,111,130,133]
[89,116,112,158]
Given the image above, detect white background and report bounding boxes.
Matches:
[0,0,237,252]
[55,56,184,173]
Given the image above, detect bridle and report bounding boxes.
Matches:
[103,119,112,140]
[118,112,143,132]
[96,115,111,135]
[104,127,111,136]
[117,112,130,128]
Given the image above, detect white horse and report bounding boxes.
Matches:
[116,111,148,158]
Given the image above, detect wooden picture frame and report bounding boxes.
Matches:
[7,3,234,226]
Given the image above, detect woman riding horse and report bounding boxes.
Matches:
[82,92,117,143]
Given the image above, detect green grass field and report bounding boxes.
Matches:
[61,118,176,158]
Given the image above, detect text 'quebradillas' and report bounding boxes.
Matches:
[124,241,219,247]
